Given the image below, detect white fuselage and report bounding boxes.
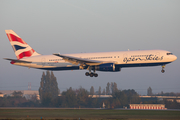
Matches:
[12,50,177,71]
[5,30,177,77]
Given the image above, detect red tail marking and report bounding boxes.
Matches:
[17,49,35,59]
[7,34,27,44]
[10,60,15,64]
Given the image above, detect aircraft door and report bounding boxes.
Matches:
[123,53,128,63]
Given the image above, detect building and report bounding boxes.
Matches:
[0,90,40,100]
[88,95,112,98]
[140,96,180,103]
[129,104,167,110]
[0,93,4,97]
[23,90,40,100]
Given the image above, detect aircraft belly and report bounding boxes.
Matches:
[13,61,78,69]
[35,62,74,68]
[38,66,80,71]
[118,62,171,68]
[13,62,31,67]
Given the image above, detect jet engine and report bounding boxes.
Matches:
[95,63,121,72]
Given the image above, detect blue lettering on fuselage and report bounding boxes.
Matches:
[123,54,163,63]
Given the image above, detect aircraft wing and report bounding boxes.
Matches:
[4,58,32,63]
[53,53,102,66]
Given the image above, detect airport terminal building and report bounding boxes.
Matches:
[0,90,39,100]
[129,104,167,110]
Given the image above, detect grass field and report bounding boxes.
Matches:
[0,108,180,120]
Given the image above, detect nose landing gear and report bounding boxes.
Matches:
[161,65,165,73]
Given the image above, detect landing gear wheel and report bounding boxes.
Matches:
[85,72,89,76]
[94,73,98,77]
[161,65,166,73]
[90,73,94,77]
[161,70,165,73]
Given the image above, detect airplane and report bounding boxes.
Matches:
[4,30,177,77]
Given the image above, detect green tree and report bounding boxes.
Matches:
[90,98,99,108]
[39,71,46,101]
[61,87,77,107]
[111,82,114,94]
[106,82,110,95]
[113,82,118,93]
[98,86,101,95]
[12,91,23,97]
[90,86,94,95]
[110,89,140,108]
[112,90,127,107]
[164,99,180,109]
[123,89,140,104]
[111,82,118,94]
[147,87,153,96]
[50,71,59,99]
[102,88,106,95]
[77,87,89,107]
[39,71,59,107]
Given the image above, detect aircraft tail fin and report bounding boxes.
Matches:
[5,30,40,59]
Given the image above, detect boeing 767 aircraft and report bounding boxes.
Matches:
[4,30,177,77]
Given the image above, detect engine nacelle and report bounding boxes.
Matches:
[95,63,121,72]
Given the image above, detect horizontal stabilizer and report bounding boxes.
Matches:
[4,58,32,63]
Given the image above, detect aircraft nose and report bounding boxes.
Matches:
[173,55,177,61]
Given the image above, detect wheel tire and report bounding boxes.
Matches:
[161,70,165,73]
[90,73,94,77]
[94,73,98,77]
[85,72,89,76]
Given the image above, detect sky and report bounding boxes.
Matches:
[0,0,179,95]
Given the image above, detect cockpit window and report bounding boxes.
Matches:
[167,53,173,55]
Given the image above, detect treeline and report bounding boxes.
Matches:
[0,71,179,109]
[155,92,180,96]
[0,91,39,107]
[0,71,140,108]
[0,88,140,108]
[147,87,180,96]
[37,71,140,108]
[49,87,141,108]
[1,88,180,109]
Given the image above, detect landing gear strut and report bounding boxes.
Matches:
[161,65,165,73]
[85,66,98,77]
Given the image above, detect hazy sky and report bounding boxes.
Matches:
[0,0,179,95]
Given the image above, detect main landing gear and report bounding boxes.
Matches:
[85,66,98,77]
[85,72,98,77]
[161,65,165,73]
